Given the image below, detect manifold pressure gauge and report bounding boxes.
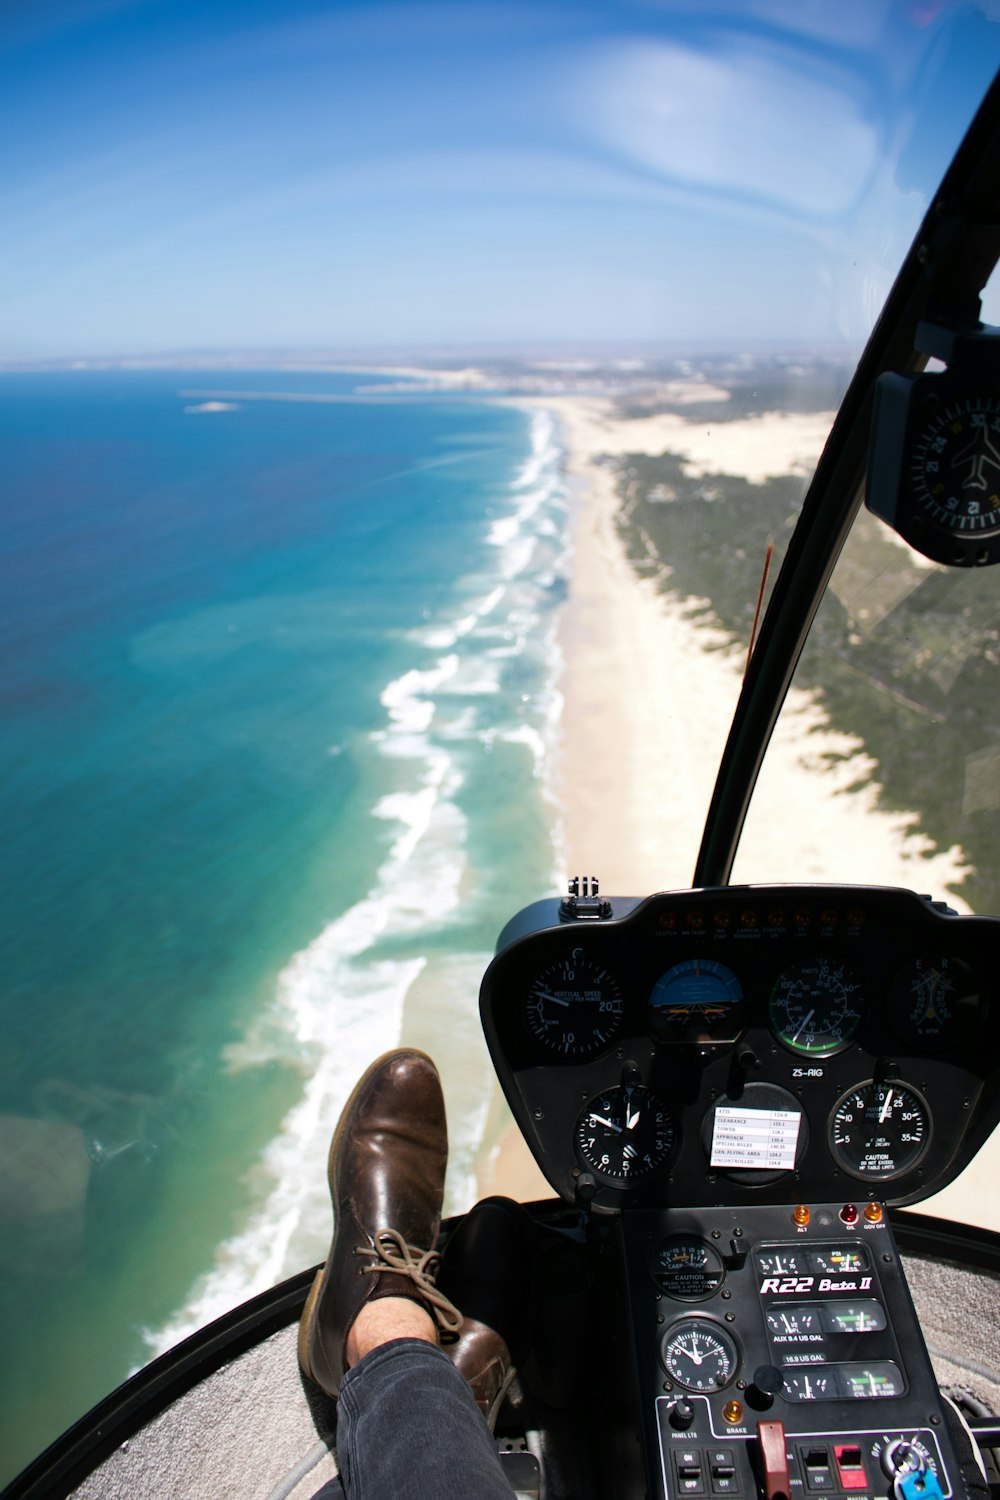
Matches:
[866,322,1000,567]
[830,1080,931,1181]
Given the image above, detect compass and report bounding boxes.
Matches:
[909,392,1000,541]
[866,323,1000,567]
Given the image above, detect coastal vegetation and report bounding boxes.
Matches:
[614,434,1000,915]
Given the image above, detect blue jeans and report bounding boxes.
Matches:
[312,1338,514,1499]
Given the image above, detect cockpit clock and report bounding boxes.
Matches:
[866,322,1000,567]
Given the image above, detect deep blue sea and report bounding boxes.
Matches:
[0,368,565,1480]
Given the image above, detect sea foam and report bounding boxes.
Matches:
[144,402,568,1358]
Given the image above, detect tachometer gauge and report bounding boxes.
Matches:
[576,1084,675,1181]
[524,951,624,1057]
[660,1318,740,1392]
[650,1236,725,1300]
[887,954,980,1050]
[649,959,744,1040]
[769,958,865,1056]
[830,1081,930,1180]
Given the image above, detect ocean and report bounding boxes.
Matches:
[0,368,566,1481]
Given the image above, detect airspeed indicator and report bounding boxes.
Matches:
[770,958,865,1056]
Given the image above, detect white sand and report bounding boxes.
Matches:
[546,394,837,484]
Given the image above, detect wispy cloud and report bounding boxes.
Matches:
[569,37,880,221]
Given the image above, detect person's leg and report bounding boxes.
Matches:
[335,1338,514,1500]
[298,1052,534,1498]
[298,1050,459,1397]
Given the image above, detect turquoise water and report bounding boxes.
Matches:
[0,369,565,1480]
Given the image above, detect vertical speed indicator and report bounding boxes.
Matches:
[524,951,624,1057]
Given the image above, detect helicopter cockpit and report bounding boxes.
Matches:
[3,7,1000,1500]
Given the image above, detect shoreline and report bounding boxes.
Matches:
[476,388,988,1223]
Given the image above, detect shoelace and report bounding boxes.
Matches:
[355,1227,463,1337]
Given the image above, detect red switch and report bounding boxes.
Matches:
[834,1444,868,1490]
[757,1420,790,1500]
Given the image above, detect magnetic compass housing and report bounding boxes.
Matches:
[866,322,1000,567]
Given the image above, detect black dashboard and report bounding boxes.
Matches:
[480,884,1000,1214]
[480,885,1000,1500]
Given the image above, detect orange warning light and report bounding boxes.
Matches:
[792,1204,811,1226]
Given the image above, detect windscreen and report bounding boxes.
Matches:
[734,401,1000,1230]
[1,1,998,1481]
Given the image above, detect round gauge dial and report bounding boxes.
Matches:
[887,954,980,1050]
[910,394,1000,539]
[769,958,865,1056]
[650,959,744,1039]
[650,1237,725,1300]
[830,1081,931,1180]
[576,1084,675,1182]
[525,950,624,1057]
[660,1318,740,1392]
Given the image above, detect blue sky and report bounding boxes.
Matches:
[1,0,998,359]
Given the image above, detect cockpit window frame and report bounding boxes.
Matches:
[694,70,1000,891]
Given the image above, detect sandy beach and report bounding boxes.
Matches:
[478,388,996,1227]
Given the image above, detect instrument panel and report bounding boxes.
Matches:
[479,884,1000,1211]
[610,1200,970,1500]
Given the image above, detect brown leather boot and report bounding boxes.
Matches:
[298,1049,461,1398]
[438,1196,538,1429]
